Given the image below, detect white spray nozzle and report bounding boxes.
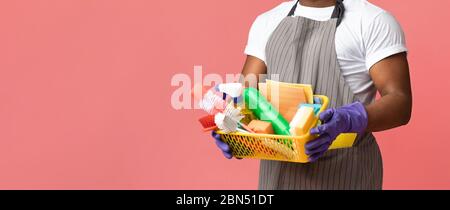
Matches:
[217,83,243,98]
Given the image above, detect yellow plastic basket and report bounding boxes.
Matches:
[217,95,358,163]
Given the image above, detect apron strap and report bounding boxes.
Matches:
[332,0,345,27]
[287,0,345,27]
[287,1,300,17]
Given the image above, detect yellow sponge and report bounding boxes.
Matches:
[289,106,316,136]
[248,120,274,134]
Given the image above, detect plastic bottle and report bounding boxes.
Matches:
[243,88,291,136]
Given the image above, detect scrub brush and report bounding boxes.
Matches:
[198,90,226,115]
[215,103,254,133]
[192,83,226,115]
[198,115,218,132]
[215,113,239,133]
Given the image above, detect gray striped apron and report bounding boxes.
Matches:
[259,0,383,190]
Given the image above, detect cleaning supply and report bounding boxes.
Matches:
[214,103,245,133]
[214,102,255,134]
[215,113,238,133]
[301,104,322,116]
[314,96,323,105]
[214,95,357,163]
[192,83,225,130]
[267,80,308,122]
[248,120,274,134]
[216,83,243,98]
[259,81,309,122]
[236,128,251,134]
[240,108,257,125]
[192,83,226,115]
[201,91,226,115]
[224,102,255,133]
[198,115,217,132]
[216,83,243,105]
[243,88,291,136]
[267,80,314,104]
[289,105,317,136]
[258,83,268,98]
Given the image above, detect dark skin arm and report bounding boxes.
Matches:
[241,55,267,88]
[367,52,412,132]
[241,53,413,133]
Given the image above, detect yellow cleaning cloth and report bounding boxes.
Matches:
[258,81,310,122]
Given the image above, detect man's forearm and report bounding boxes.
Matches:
[365,92,412,132]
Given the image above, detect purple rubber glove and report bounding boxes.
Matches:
[212,131,233,159]
[306,102,369,162]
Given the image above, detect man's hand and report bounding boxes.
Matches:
[306,102,369,162]
[212,131,234,159]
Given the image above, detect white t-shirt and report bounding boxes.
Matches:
[244,0,407,102]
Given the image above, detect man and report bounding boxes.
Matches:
[212,0,412,190]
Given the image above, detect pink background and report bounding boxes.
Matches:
[0,0,449,190]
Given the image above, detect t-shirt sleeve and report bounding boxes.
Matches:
[244,15,269,63]
[364,11,408,70]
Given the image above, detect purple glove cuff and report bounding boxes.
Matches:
[342,102,369,134]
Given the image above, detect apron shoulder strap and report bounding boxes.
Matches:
[287,0,300,17]
[287,0,345,27]
[332,0,345,27]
